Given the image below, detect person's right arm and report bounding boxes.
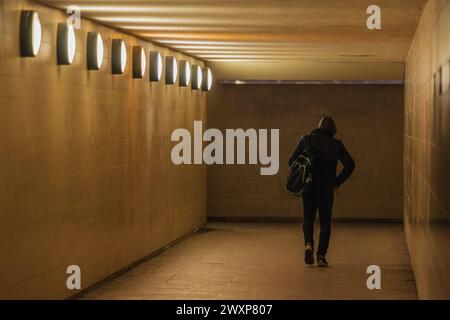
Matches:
[288,136,306,166]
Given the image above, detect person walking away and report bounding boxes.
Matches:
[289,116,355,267]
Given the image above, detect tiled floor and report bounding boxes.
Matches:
[81,222,417,300]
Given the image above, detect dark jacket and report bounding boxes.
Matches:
[288,128,355,187]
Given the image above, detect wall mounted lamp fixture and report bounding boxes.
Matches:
[20,10,42,57]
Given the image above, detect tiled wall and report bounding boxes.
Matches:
[404,0,450,299]
[0,0,207,299]
[207,84,404,220]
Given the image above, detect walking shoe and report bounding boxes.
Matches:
[317,255,328,268]
[304,243,314,265]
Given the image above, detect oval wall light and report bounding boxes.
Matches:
[149,51,163,82]
[202,67,213,91]
[20,10,42,57]
[191,65,202,90]
[179,60,191,87]
[87,32,104,70]
[112,39,127,74]
[132,46,146,79]
[165,56,178,85]
[57,23,76,65]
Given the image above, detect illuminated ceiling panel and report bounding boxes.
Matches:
[36,0,426,63]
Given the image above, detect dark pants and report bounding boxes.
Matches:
[302,184,334,256]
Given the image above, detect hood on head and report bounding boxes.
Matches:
[318,115,337,136]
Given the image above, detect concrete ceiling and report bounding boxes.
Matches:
[37,0,428,80]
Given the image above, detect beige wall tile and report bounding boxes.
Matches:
[0,0,206,299]
[404,0,450,300]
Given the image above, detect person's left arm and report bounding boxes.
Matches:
[336,141,355,187]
